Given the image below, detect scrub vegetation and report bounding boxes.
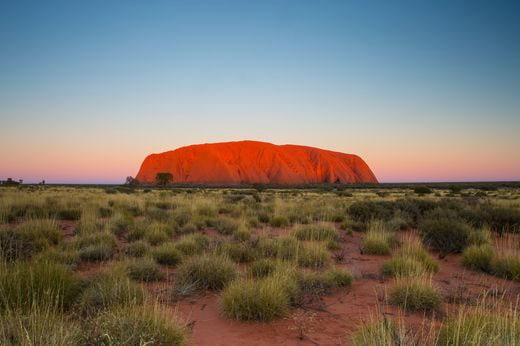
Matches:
[0,183,519,344]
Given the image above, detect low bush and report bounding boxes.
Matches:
[419,217,471,256]
[362,228,398,256]
[351,319,406,346]
[0,261,82,312]
[216,242,255,263]
[298,267,353,294]
[461,245,494,272]
[145,229,170,246]
[79,243,115,262]
[0,219,62,261]
[82,306,186,345]
[79,270,144,314]
[0,305,81,345]
[293,223,339,242]
[221,273,299,321]
[233,227,251,241]
[389,276,441,312]
[125,240,149,257]
[269,216,290,228]
[175,254,238,292]
[437,303,520,345]
[126,258,165,282]
[248,258,278,278]
[491,253,520,281]
[153,242,182,266]
[215,216,239,235]
[297,243,330,269]
[57,208,82,220]
[174,233,209,256]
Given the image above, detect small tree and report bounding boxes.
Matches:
[155,172,173,185]
[125,176,139,186]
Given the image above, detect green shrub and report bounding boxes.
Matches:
[269,215,290,228]
[293,223,339,242]
[126,221,147,242]
[145,229,170,246]
[298,267,353,295]
[0,306,81,345]
[389,276,441,312]
[79,243,115,262]
[175,255,238,292]
[174,233,209,256]
[233,227,251,241]
[126,259,165,282]
[362,230,397,256]
[255,236,299,260]
[461,245,494,272]
[468,227,491,246]
[39,247,81,269]
[82,306,186,345]
[0,261,82,312]
[414,186,432,194]
[153,242,182,266]
[125,240,149,257]
[491,253,520,281]
[57,208,82,220]
[79,270,144,314]
[221,273,298,321]
[381,256,426,277]
[437,306,520,345]
[297,243,330,269]
[351,319,406,346]
[248,259,278,278]
[215,217,239,235]
[419,218,471,256]
[216,242,255,263]
[0,219,62,261]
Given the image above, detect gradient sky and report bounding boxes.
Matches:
[1,1,519,183]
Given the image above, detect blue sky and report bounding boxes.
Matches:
[1,1,519,183]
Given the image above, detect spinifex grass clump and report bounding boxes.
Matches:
[126,258,165,282]
[0,219,62,261]
[255,236,300,260]
[298,267,353,295]
[124,240,149,257]
[175,254,238,292]
[491,251,520,281]
[293,223,339,242]
[352,318,408,346]
[174,233,209,256]
[79,269,145,314]
[297,242,331,269]
[153,242,182,265]
[388,275,441,312]
[0,260,82,312]
[82,306,186,346]
[381,238,438,277]
[76,232,117,262]
[437,297,520,345]
[221,268,299,321]
[461,245,494,272]
[216,241,255,263]
[362,220,398,255]
[0,303,81,345]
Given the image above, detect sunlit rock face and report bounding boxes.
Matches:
[135,140,378,185]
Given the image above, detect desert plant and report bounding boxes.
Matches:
[297,243,330,269]
[79,270,144,314]
[461,245,494,272]
[124,240,149,257]
[215,216,240,235]
[419,217,471,256]
[0,261,82,312]
[293,223,339,242]
[175,254,238,291]
[216,241,255,263]
[82,306,186,345]
[153,242,182,265]
[0,304,81,345]
[352,318,407,346]
[389,276,441,312]
[126,258,165,282]
[221,273,299,321]
[174,233,209,256]
[491,253,520,281]
[362,224,398,256]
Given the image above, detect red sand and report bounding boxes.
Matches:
[135,140,378,185]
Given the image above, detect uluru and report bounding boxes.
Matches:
[135,141,378,185]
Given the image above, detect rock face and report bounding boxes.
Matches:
[135,141,378,185]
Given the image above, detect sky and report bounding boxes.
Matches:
[1,0,519,184]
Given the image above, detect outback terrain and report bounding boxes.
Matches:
[0,184,519,345]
